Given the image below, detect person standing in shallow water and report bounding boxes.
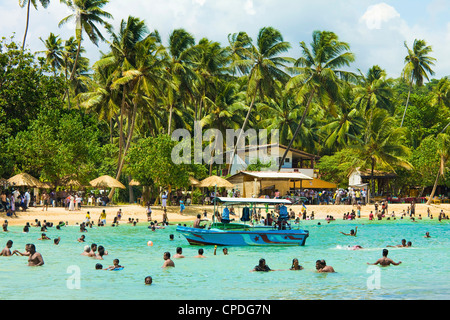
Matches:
[367,249,402,266]
[27,244,44,266]
[162,252,175,268]
[315,259,335,273]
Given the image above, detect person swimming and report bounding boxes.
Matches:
[107,259,124,270]
[290,258,303,270]
[315,259,335,273]
[340,226,358,236]
[252,258,271,272]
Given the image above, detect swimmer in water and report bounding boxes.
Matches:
[367,249,401,266]
[340,226,357,236]
[214,245,229,255]
[315,259,335,273]
[173,247,185,258]
[81,245,91,256]
[107,259,124,270]
[424,232,431,238]
[162,252,175,268]
[252,258,272,272]
[387,239,407,248]
[38,233,51,240]
[53,237,61,245]
[0,240,13,256]
[27,244,44,266]
[13,244,31,256]
[194,248,206,258]
[145,276,153,285]
[290,258,304,270]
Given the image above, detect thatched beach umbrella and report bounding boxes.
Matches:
[189,177,200,186]
[89,175,126,189]
[8,173,43,188]
[198,175,234,188]
[129,179,141,186]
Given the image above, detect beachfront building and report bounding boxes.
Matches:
[226,171,312,198]
[227,143,320,177]
[348,167,397,199]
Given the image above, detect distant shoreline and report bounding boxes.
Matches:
[2,202,448,226]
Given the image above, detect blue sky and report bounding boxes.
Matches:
[1,0,449,79]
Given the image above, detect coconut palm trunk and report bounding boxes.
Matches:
[22,0,31,51]
[426,166,441,205]
[278,88,315,171]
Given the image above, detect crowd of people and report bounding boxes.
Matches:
[0,200,442,291]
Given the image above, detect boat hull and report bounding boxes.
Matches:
[176,226,309,246]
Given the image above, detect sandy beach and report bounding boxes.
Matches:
[2,202,449,226]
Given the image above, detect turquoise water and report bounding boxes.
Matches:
[0,218,448,300]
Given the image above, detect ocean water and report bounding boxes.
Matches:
[0,218,448,300]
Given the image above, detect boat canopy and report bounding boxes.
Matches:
[214,197,292,205]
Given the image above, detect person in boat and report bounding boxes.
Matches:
[221,206,234,224]
[264,213,273,226]
[367,249,402,266]
[277,205,289,230]
[193,214,208,229]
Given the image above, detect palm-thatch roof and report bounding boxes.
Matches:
[197,175,234,188]
[8,173,43,188]
[89,175,126,189]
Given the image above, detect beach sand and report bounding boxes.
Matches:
[2,202,449,226]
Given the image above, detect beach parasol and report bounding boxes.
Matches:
[197,175,234,188]
[129,179,141,186]
[89,175,126,189]
[8,173,43,188]
[189,177,200,186]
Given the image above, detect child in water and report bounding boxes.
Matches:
[107,259,124,270]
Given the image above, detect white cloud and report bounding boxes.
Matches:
[360,2,400,30]
[192,0,206,6]
[244,0,256,15]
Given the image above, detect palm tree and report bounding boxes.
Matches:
[431,77,450,133]
[227,31,252,76]
[400,39,436,127]
[353,108,412,198]
[165,29,198,134]
[19,0,50,51]
[278,30,356,170]
[191,38,229,122]
[353,65,394,143]
[59,0,113,81]
[94,15,149,172]
[229,26,293,169]
[257,89,302,146]
[320,86,364,152]
[110,35,169,196]
[37,32,64,76]
[426,132,450,205]
[200,81,247,174]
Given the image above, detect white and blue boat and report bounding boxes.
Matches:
[176,197,309,246]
